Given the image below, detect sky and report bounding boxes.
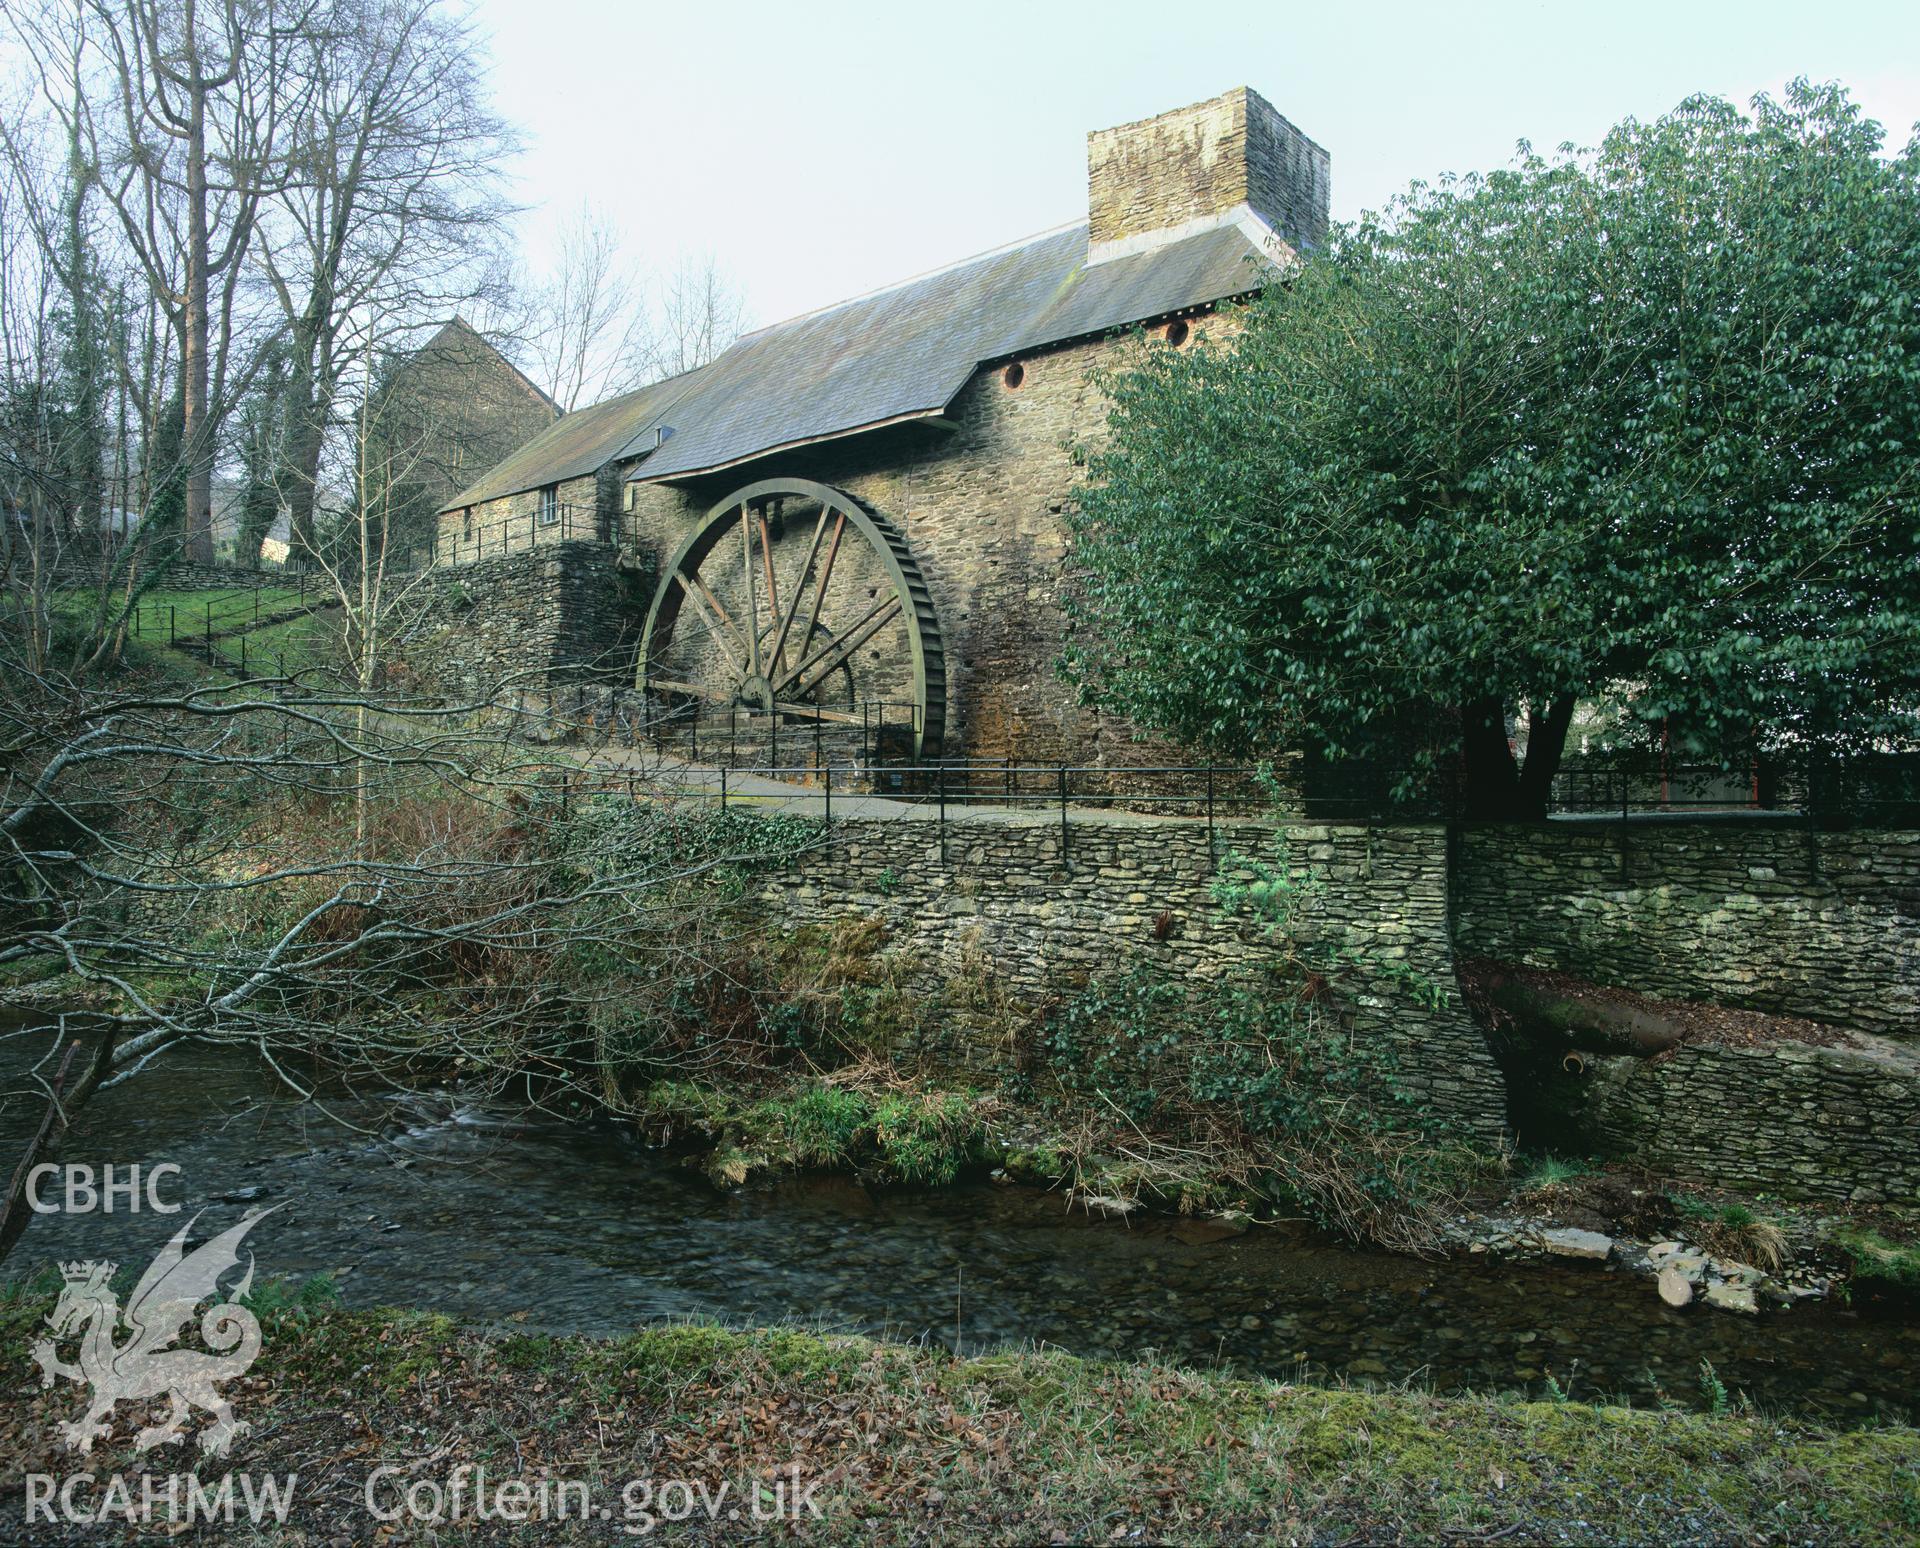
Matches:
[479,0,1920,333]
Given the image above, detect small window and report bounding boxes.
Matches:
[1165,318,1190,348]
[538,485,559,526]
[461,508,474,541]
[1002,361,1025,390]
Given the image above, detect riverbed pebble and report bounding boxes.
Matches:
[1704,1281,1759,1315]
[1536,1227,1614,1261]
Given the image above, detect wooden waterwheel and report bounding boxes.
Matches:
[638,478,945,759]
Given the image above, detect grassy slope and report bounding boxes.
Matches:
[2,1302,1915,1544]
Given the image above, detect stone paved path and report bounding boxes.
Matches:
[587,746,1219,827]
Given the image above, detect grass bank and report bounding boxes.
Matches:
[1,1300,1915,1544]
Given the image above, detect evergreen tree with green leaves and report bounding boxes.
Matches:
[1068,82,1920,818]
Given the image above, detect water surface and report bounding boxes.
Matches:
[6,1043,1914,1422]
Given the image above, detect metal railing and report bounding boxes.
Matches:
[122,574,329,660]
[432,503,617,568]
[568,746,1920,835]
[629,696,925,770]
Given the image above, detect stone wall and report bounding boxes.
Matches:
[391,539,645,702]
[753,814,1508,1141]
[1575,1039,1920,1203]
[1453,822,1920,1041]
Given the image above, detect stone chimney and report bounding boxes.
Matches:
[1086,87,1329,264]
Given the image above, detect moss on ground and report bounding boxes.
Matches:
[1,1301,1914,1543]
[1836,1227,1920,1296]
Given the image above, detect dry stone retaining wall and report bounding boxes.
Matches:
[753,814,1508,1141]
[1453,822,1920,1042]
[1577,1039,1920,1203]
[392,539,645,702]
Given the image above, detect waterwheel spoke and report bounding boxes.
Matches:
[757,510,782,673]
[739,504,761,675]
[769,505,829,673]
[670,570,748,674]
[796,511,847,662]
[776,595,902,698]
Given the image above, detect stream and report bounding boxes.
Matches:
[5,1043,1916,1422]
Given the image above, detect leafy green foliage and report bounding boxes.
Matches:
[1068,83,1920,814]
[643,1080,993,1189]
[1041,831,1480,1248]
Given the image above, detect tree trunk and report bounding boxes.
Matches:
[1460,696,1522,819]
[182,81,215,565]
[284,379,322,569]
[1473,965,1687,1057]
[1460,694,1577,821]
[1515,695,1576,817]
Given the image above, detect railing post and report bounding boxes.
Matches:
[824,758,832,828]
[720,765,728,812]
[938,764,948,866]
[1206,761,1216,868]
[1058,765,1069,865]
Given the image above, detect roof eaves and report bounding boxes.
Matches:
[631,405,960,485]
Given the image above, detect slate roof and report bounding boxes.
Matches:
[441,217,1275,510]
[441,373,704,510]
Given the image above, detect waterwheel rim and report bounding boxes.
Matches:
[637,478,946,760]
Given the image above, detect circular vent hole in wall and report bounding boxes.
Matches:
[1002,361,1025,390]
[1165,318,1190,348]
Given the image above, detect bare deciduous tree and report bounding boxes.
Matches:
[258,0,515,564]
[656,251,745,379]
[514,204,656,411]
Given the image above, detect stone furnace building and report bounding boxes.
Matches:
[435,88,1326,765]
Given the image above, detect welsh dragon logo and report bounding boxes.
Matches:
[30,1207,276,1457]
